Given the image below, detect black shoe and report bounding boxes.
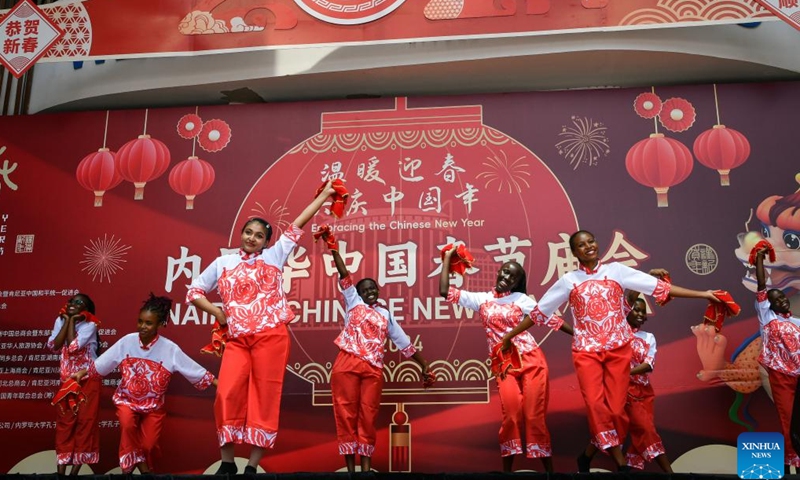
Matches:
[618,465,631,473]
[243,466,257,475]
[577,453,591,473]
[215,462,238,475]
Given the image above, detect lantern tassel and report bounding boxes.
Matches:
[718,169,731,187]
[185,195,196,210]
[93,191,105,207]
[655,187,669,208]
[133,182,146,200]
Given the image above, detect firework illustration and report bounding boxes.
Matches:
[251,199,291,235]
[555,116,611,170]
[80,234,131,283]
[476,149,531,194]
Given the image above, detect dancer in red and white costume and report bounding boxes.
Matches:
[504,230,718,471]
[187,182,335,474]
[576,292,673,472]
[623,295,673,472]
[440,246,572,472]
[75,294,216,474]
[754,245,800,469]
[325,247,432,473]
[47,293,101,475]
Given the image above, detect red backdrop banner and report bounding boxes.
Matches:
[1,83,799,473]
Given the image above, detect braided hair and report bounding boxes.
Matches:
[140,293,172,327]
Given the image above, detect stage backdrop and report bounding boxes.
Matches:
[1,83,799,474]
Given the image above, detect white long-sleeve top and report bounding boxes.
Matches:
[755,289,800,376]
[530,262,670,352]
[186,225,303,339]
[446,287,563,355]
[88,333,214,413]
[629,329,656,386]
[335,276,416,369]
[47,316,98,382]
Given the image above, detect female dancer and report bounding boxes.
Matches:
[75,294,216,473]
[187,182,335,474]
[578,292,673,472]
[326,245,433,472]
[440,246,571,472]
[754,244,800,470]
[504,230,719,471]
[47,293,101,475]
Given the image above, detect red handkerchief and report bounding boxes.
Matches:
[316,179,349,218]
[312,224,338,251]
[490,342,522,380]
[200,322,228,357]
[51,378,86,416]
[703,290,740,332]
[440,243,475,275]
[748,240,776,266]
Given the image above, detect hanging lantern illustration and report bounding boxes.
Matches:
[389,407,411,472]
[692,85,751,186]
[168,156,215,209]
[76,148,123,207]
[625,133,693,207]
[115,110,171,200]
[116,135,171,200]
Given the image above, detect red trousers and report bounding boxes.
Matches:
[622,382,665,469]
[116,405,166,473]
[768,368,800,466]
[215,325,290,449]
[55,377,100,465]
[331,350,383,457]
[496,348,551,458]
[573,343,631,450]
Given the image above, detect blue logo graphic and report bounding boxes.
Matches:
[738,432,784,479]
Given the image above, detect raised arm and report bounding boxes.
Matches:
[331,249,349,279]
[292,180,335,228]
[51,315,75,351]
[755,246,769,292]
[439,246,456,297]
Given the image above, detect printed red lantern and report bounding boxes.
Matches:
[625,133,693,207]
[168,156,215,209]
[693,124,751,186]
[115,134,171,200]
[75,148,123,207]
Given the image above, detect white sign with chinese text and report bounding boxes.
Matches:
[0,0,63,78]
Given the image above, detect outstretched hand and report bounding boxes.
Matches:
[648,268,670,279]
[706,290,722,303]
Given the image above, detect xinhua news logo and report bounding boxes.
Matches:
[738,432,784,479]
